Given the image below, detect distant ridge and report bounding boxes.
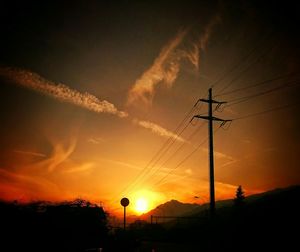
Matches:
[140,185,300,221]
[140,199,201,220]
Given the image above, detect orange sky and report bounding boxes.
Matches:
[0,1,299,216]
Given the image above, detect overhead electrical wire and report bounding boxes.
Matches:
[223,81,300,108]
[111,98,205,203]
[232,102,298,121]
[124,122,191,191]
[210,30,275,90]
[216,39,279,94]
[123,104,204,190]
[143,121,206,186]
[151,128,221,188]
[214,72,300,98]
[150,100,299,190]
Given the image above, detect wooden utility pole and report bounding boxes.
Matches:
[192,88,231,216]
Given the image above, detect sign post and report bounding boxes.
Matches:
[120,197,130,230]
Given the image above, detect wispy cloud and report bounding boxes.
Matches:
[219,159,238,169]
[156,178,239,203]
[0,67,189,143]
[184,15,221,69]
[242,139,251,144]
[127,29,187,106]
[87,137,105,144]
[0,67,128,118]
[0,138,95,201]
[104,159,142,171]
[36,139,77,173]
[0,168,60,201]
[127,15,220,107]
[61,163,94,174]
[14,150,47,158]
[185,168,193,175]
[133,119,185,142]
[201,147,234,160]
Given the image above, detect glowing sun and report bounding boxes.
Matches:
[135,197,149,214]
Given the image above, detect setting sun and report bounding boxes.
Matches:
[128,189,166,215]
[135,198,149,214]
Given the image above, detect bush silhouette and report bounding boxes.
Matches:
[0,199,108,252]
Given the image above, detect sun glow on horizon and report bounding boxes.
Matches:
[128,189,166,215]
[134,197,149,214]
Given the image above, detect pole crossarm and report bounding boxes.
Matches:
[200,98,227,104]
[193,115,232,122]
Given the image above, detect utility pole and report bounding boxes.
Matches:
[192,88,231,216]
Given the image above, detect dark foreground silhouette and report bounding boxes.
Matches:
[1,185,299,251]
[0,199,108,252]
[132,185,300,251]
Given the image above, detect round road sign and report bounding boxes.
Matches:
[120,197,130,207]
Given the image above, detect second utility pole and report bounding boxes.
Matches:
[192,88,231,216]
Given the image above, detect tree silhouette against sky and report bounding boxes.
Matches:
[234,185,245,207]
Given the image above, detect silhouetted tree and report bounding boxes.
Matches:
[234,185,245,206]
[0,199,108,252]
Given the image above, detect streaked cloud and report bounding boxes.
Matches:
[127,15,220,106]
[242,139,252,144]
[184,15,221,70]
[156,178,240,203]
[0,67,128,118]
[0,168,60,201]
[14,150,47,158]
[0,137,95,201]
[185,168,193,175]
[61,163,94,174]
[38,139,77,173]
[133,119,185,142]
[219,159,238,169]
[201,147,234,160]
[104,159,142,171]
[87,137,105,144]
[127,29,187,107]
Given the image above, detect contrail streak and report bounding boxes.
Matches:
[0,67,128,118]
[133,119,185,142]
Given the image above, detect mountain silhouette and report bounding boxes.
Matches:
[133,185,300,251]
[140,199,201,220]
[140,185,300,221]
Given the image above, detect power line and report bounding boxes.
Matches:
[152,126,222,190]
[144,121,206,186]
[216,36,279,94]
[116,95,212,199]
[232,102,298,121]
[152,132,211,188]
[111,99,203,202]
[214,72,300,97]
[224,81,299,107]
[125,105,203,190]
[129,110,207,191]
[125,122,191,192]
[151,95,298,198]
[210,30,275,90]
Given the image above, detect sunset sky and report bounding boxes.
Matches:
[0,0,299,215]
